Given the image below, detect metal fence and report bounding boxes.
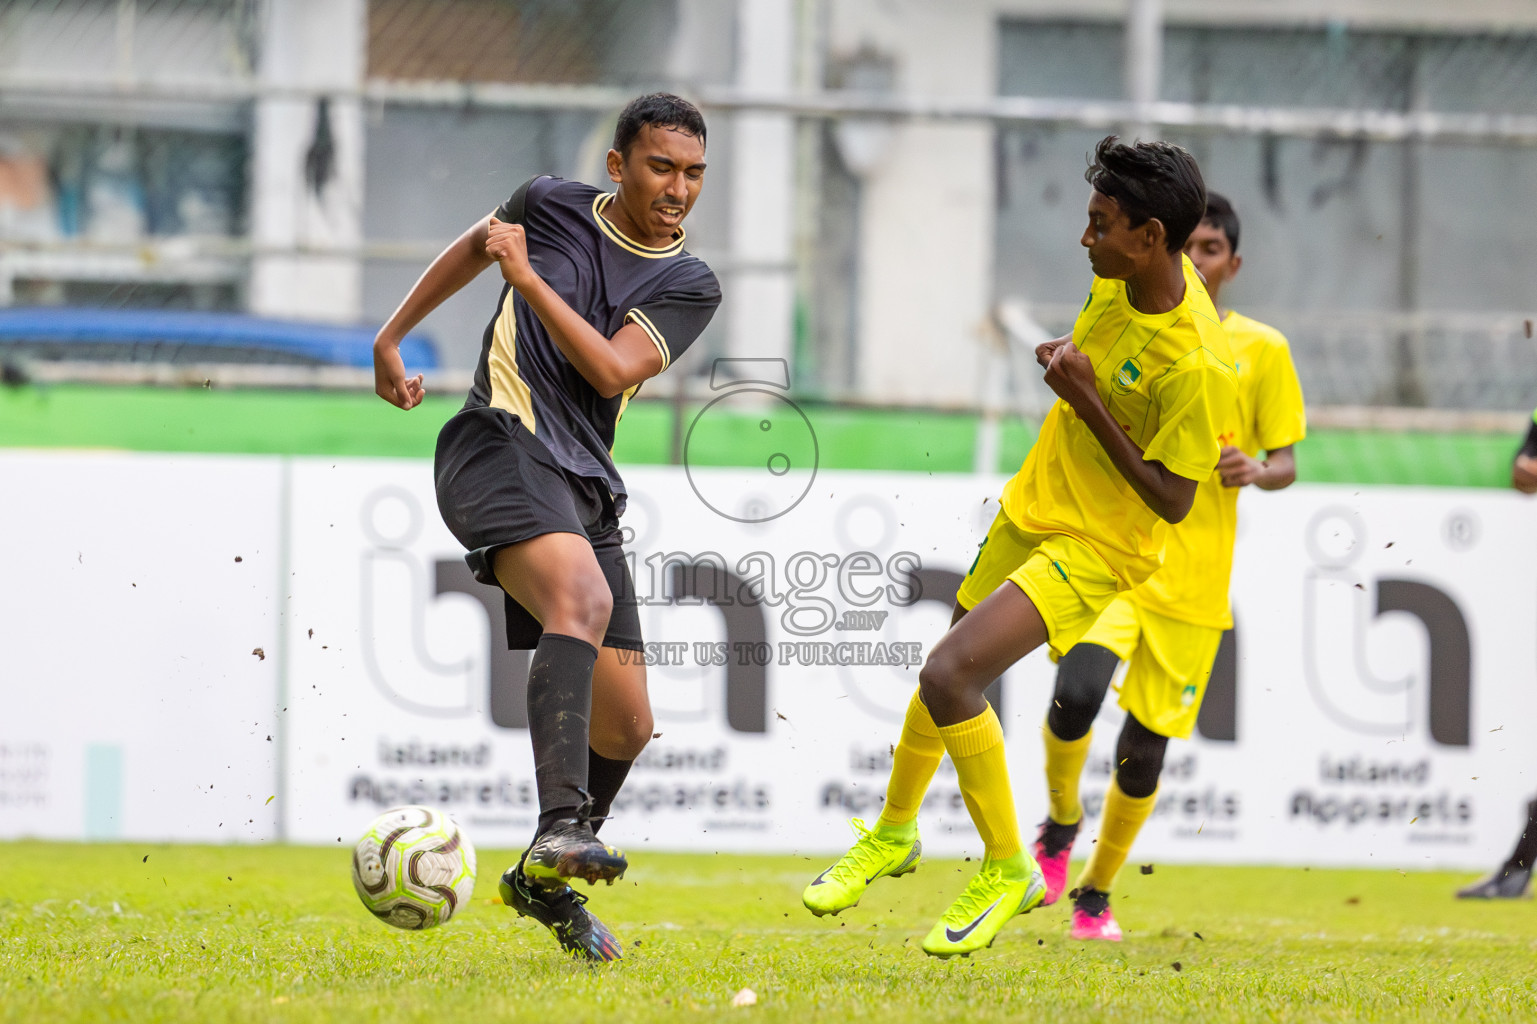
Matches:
[2,0,1537,417]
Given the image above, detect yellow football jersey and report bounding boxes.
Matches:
[1130,311,1307,627]
[1000,255,1238,589]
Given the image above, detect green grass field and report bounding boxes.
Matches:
[1,843,1533,1023]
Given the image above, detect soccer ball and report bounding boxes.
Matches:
[350,806,477,929]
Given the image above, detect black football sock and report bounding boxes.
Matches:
[585,748,635,837]
[1505,798,1537,872]
[527,633,598,837]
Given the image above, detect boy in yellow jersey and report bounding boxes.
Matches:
[1030,191,1306,941]
[801,137,1237,957]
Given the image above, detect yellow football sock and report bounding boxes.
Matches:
[876,690,945,830]
[1077,778,1158,892]
[1042,721,1093,825]
[937,704,1021,861]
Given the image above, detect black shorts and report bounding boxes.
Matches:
[434,406,642,652]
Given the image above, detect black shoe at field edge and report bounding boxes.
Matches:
[1456,864,1533,900]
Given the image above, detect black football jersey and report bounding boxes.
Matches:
[464,175,721,512]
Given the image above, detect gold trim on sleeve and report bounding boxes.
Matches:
[624,308,671,371]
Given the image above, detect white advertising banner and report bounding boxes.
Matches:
[1130,485,1537,869]
[281,460,1005,855]
[280,459,1537,871]
[3,449,1534,870]
[0,451,283,843]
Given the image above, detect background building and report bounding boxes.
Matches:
[3,0,1536,414]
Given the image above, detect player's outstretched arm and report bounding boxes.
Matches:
[1040,341,1199,523]
[486,217,663,399]
[1217,444,1296,491]
[373,217,498,409]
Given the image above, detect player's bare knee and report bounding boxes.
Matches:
[591,705,651,760]
[918,650,966,710]
[916,656,946,703]
[617,709,655,759]
[583,584,615,636]
[545,580,613,641]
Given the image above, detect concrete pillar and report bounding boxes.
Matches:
[727,0,796,364]
[831,1,995,407]
[1124,0,1163,139]
[248,0,365,323]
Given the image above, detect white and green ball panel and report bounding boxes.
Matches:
[351,806,477,930]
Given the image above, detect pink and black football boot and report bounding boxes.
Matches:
[1030,817,1080,906]
[1069,887,1123,942]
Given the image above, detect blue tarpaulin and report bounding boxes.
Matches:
[0,308,437,369]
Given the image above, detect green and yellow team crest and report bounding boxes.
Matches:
[1113,358,1143,393]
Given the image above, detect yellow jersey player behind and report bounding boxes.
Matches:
[1030,190,1307,941]
[800,136,1237,958]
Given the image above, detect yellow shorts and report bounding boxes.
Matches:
[1078,593,1223,740]
[955,509,1122,659]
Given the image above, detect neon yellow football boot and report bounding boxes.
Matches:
[920,852,1045,957]
[802,817,923,916]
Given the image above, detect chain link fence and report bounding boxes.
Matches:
[2,0,1536,416]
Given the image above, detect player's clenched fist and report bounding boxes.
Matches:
[373,336,425,410]
[1036,337,1068,368]
[1216,445,1263,487]
[1042,341,1097,410]
[486,217,532,287]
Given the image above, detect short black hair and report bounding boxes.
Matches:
[613,92,707,157]
[1202,191,1240,255]
[1084,136,1206,252]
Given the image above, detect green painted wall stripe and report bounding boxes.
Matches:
[0,385,448,459]
[0,385,1521,487]
[1297,429,1518,489]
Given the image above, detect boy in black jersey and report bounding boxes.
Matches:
[373,93,720,959]
[1456,408,1537,899]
